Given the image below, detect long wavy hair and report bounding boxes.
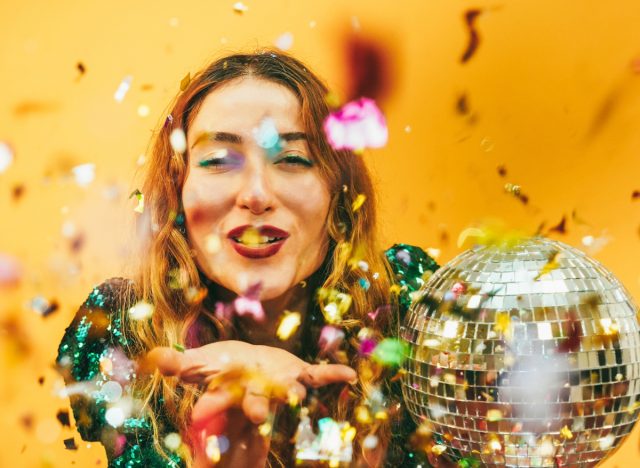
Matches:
[119,49,398,466]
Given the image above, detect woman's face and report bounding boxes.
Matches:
[182,76,331,301]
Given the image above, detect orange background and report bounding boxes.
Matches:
[1,0,639,466]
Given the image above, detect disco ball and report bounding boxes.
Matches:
[401,237,640,467]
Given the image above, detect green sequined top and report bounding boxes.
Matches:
[56,244,438,467]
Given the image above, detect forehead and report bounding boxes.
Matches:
[187,76,303,141]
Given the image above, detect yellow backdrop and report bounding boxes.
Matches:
[1,0,639,466]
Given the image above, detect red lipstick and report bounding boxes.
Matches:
[227,225,290,259]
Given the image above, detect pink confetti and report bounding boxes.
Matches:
[359,338,377,356]
[0,253,21,287]
[319,325,345,354]
[233,283,265,322]
[323,97,388,150]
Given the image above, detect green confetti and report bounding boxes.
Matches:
[371,338,408,367]
[173,343,185,353]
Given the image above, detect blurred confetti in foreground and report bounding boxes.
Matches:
[0,141,14,173]
[295,408,354,465]
[323,98,388,151]
[114,76,133,102]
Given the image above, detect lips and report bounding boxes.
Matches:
[227,224,290,259]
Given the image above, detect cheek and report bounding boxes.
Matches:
[182,182,227,229]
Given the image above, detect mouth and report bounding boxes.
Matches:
[227,224,290,259]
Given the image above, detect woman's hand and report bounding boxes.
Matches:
[142,341,357,466]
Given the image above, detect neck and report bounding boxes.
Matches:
[204,275,321,352]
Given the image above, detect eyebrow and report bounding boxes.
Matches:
[190,131,308,150]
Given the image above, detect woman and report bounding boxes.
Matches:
[56,49,439,467]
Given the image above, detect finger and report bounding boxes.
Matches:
[192,389,237,431]
[242,379,271,425]
[139,347,184,376]
[271,380,307,405]
[298,364,357,388]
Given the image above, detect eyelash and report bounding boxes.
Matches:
[198,154,313,168]
[275,154,313,167]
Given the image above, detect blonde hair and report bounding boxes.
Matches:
[120,49,398,466]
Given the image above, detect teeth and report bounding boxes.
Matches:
[233,235,280,245]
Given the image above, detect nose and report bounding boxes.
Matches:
[236,157,275,215]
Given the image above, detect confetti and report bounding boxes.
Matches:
[534,250,561,280]
[431,444,447,455]
[560,425,573,439]
[276,311,301,340]
[323,97,388,151]
[0,141,14,173]
[598,433,615,450]
[76,62,86,75]
[371,338,408,367]
[317,288,352,324]
[56,409,70,427]
[344,36,391,102]
[461,9,483,63]
[296,416,354,463]
[486,409,502,421]
[137,104,150,117]
[457,221,528,251]
[173,343,185,353]
[114,75,133,102]
[234,282,265,321]
[105,407,125,427]
[129,189,144,213]
[164,433,182,451]
[232,2,248,14]
[548,215,567,235]
[71,163,95,187]
[0,253,22,287]
[29,296,59,317]
[362,434,378,449]
[128,301,154,320]
[170,128,187,153]
[205,435,221,463]
[351,193,366,212]
[275,32,294,51]
[493,312,511,340]
[504,182,528,204]
[63,437,78,450]
[319,326,345,354]
[252,117,282,155]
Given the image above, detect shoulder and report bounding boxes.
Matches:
[80,277,137,311]
[58,277,138,362]
[384,243,439,312]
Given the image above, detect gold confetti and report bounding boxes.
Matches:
[560,425,573,439]
[276,311,301,340]
[239,226,261,246]
[352,194,366,212]
[534,250,561,280]
[205,435,221,463]
[494,311,512,340]
[431,444,447,455]
[486,409,503,421]
[317,288,352,324]
[258,420,272,437]
[457,220,529,251]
